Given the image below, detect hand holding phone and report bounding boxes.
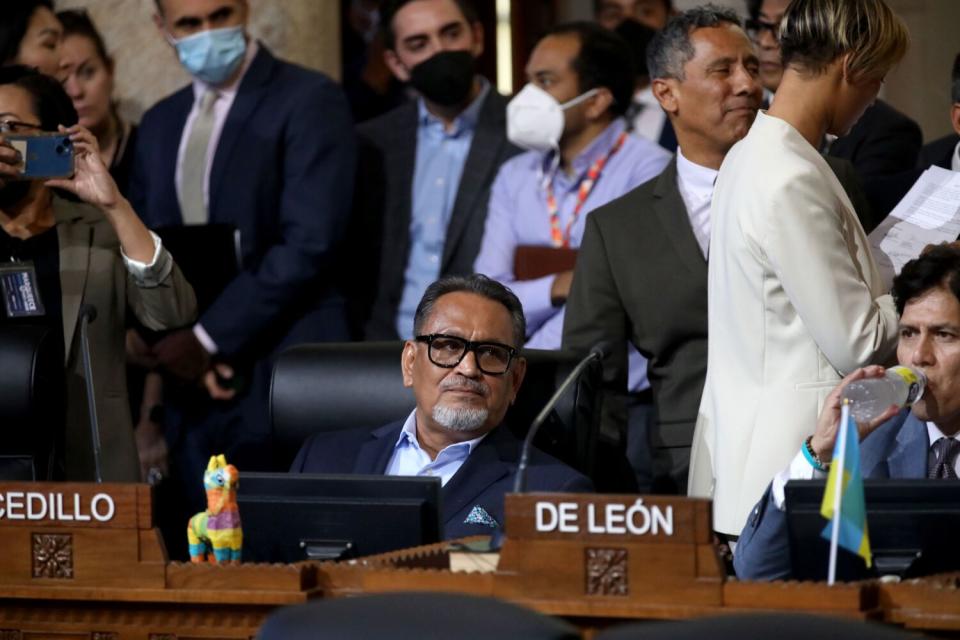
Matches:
[5,132,74,179]
[0,135,25,187]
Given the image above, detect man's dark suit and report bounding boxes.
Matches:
[129,45,356,538]
[827,99,922,222]
[291,420,593,540]
[918,133,958,170]
[562,157,872,494]
[734,410,927,581]
[353,90,520,339]
[130,46,355,359]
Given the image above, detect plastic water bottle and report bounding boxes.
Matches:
[841,365,927,423]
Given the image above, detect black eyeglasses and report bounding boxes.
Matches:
[0,120,43,134]
[745,18,780,41]
[415,334,519,376]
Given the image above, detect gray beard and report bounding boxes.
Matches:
[432,404,489,433]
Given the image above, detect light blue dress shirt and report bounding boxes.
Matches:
[474,118,672,391]
[395,80,491,338]
[384,410,488,486]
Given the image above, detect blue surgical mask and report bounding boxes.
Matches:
[170,26,247,86]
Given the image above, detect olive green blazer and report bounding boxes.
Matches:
[55,195,196,481]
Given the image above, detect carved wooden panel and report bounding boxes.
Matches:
[32,534,73,579]
[585,548,628,596]
[92,633,117,640]
[0,630,21,640]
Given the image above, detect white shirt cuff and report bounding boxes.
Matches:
[771,447,826,510]
[193,323,219,355]
[121,231,173,287]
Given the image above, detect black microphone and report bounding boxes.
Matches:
[78,304,103,483]
[512,342,609,494]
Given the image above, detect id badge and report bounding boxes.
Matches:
[0,261,45,318]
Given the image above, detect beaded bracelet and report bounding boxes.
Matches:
[802,436,830,472]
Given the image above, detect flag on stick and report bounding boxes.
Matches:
[820,401,871,584]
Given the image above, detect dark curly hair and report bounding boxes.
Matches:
[892,244,960,316]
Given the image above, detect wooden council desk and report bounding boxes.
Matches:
[0,484,956,638]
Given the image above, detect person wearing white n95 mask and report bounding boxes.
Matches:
[475,23,671,481]
[507,84,599,153]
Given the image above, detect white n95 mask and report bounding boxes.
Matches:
[506,84,600,153]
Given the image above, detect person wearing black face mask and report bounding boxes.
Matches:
[342,0,522,341]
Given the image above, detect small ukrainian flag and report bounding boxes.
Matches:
[820,402,872,572]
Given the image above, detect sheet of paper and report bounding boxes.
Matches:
[869,166,960,286]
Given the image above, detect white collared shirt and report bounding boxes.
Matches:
[383,410,489,486]
[926,421,960,476]
[630,86,667,145]
[174,39,259,355]
[951,140,960,172]
[675,147,718,258]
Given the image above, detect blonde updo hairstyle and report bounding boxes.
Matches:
[778,0,908,82]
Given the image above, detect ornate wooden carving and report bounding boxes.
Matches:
[585,547,628,596]
[32,533,73,579]
[0,630,22,640]
[92,633,118,640]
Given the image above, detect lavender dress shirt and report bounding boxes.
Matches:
[475,119,671,390]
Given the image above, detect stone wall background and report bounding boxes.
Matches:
[56,0,341,123]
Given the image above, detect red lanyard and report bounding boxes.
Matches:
[545,131,628,248]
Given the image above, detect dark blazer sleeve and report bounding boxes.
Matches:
[562,211,631,438]
[200,75,358,355]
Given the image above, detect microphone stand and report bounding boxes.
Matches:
[512,345,606,493]
[79,304,103,483]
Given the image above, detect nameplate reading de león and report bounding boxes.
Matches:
[0,490,115,523]
[535,499,673,537]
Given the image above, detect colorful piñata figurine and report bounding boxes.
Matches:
[187,455,242,564]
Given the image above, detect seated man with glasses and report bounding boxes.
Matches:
[291,274,593,539]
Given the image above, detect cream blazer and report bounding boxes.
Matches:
[689,112,898,535]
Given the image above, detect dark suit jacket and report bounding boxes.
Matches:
[734,410,927,581]
[129,46,356,360]
[827,100,923,222]
[918,133,958,170]
[354,90,521,339]
[827,99,922,180]
[290,420,593,539]
[562,157,873,481]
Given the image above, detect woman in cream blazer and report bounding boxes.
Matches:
[689,0,909,536]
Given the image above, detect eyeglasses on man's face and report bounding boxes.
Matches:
[415,333,518,376]
[745,18,779,42]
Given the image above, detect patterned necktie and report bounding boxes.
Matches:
[179,89,218,225]
[928,437,960,479]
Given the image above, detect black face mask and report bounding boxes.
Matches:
[0,180,31,210]
[409,50,476,107]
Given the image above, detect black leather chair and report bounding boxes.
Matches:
[0,325,62,480]
[269,342,601,480]
[257,592,580,640]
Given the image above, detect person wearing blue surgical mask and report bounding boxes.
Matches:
[132,0,356,559]
[153,0,249,87]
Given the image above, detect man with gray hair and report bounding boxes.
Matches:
[564,5,870,496]
[293,274,592,539]
[565,5,762,494]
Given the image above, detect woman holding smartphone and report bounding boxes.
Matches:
[691,0,908,537]
[0,65,196,481]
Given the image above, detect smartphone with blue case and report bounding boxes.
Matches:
[6,132,74,179]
